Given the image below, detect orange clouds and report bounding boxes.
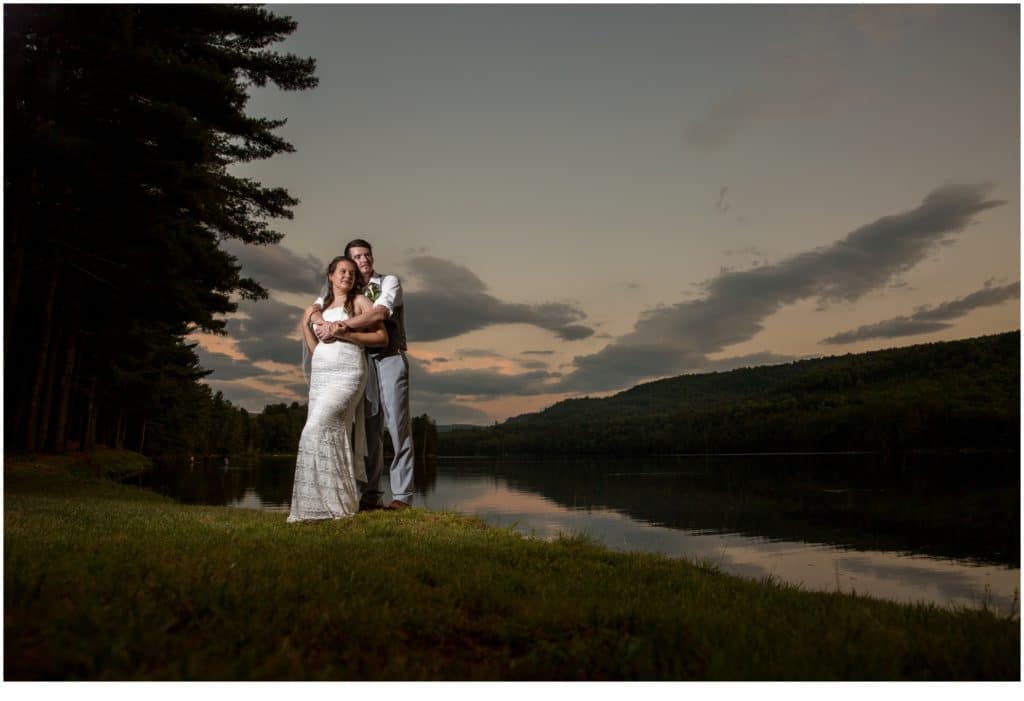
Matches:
[192,331,246,360]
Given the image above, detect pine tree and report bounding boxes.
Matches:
[5,5,318,455]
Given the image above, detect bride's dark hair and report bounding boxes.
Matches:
[322,256,360,316]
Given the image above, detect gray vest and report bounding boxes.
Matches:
[366,275,407,358]
[372,303,407,358]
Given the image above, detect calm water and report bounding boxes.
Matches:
[134,453,1020,615]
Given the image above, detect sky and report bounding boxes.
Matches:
[193,3,1021,425]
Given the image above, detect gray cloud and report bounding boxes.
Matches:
[407,356,520,422]
[410,392,491,425]
[822,281,1019,345]
[410,356,559,399]
[195,317,307,410]
[417,367,559,398]
[715,186,731,214]
[226,297,305,364]
[724,246,765,258]
[243,334,306,367]
[406,352,565,425]
[695,352,799,374]
[227,297,303,339]
[518,359,551,371]
[558,183,1005,392]
[522,350,556,356]
[285,383,311,398]
[457,348,505,359]
[222,240,326,295]
[204,379,303,412]
[196,348,267,382]
[404,256,594,342]
[687,91,766,151]
[687,83,851,151]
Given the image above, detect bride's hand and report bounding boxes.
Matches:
[315,321,338,342]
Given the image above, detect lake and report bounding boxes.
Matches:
[133,452,1020,616]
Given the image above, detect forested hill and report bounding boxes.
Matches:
[440,331,1020,456]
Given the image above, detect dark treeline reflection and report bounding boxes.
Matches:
[138,454,438,512]
[139,453,1018,568]
[134,456,296,510]
[439,454,1020,567]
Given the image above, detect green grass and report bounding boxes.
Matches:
[4,452,1019,680]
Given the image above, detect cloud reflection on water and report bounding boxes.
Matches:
[424,474,1019,615]
[231,487,288,513]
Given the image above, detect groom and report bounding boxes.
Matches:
[309,239,414,511]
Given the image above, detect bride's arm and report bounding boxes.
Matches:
[300,307,319,354]
[334,296,388,347]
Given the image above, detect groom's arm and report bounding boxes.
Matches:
[339,304,390,331]
[333,298,389,347]
[340,275,400,331]
[307,297,325,325]
[308,298,339,343]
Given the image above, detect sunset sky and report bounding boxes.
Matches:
[193,3,1020,424]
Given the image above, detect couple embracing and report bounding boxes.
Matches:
[287,239,414,523]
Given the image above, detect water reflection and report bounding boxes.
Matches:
[140,455,295,510]
[420,474,1018,615]
[435,454,1020,567]
[229,487,288,513]
[136,453,1020,614]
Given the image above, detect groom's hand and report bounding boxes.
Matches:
[306,304,323,324]
[315,321,338,342]
[331,321,351,341]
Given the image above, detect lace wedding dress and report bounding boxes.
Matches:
[288,306,368,522]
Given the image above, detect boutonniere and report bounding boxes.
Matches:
[364,282,381,302]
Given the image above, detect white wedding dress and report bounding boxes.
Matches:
[288,305,368,522]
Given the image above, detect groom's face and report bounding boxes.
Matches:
[349,246,374,281]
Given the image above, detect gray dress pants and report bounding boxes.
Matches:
[360,351,414,505]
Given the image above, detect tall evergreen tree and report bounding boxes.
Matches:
[5,5,317,455]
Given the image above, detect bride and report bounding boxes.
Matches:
[288,256,388,522]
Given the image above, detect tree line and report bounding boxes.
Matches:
[167,393,439,460]
[5,5,316,456]
[439,332,1020,457]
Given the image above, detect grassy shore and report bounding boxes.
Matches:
[4,452,1019,680]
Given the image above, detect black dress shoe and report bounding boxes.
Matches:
[359,500,384,512]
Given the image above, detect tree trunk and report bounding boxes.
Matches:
[53,318,78,453]
[5,237,24,359]
[114,410,125,450]
[24,272,58,453]
[83,376,99,452]
[37,317,62,451]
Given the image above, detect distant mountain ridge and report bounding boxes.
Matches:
[437,423,485,433]
[440,331,1020,456]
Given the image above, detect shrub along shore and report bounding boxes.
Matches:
[4,451,1019,680]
